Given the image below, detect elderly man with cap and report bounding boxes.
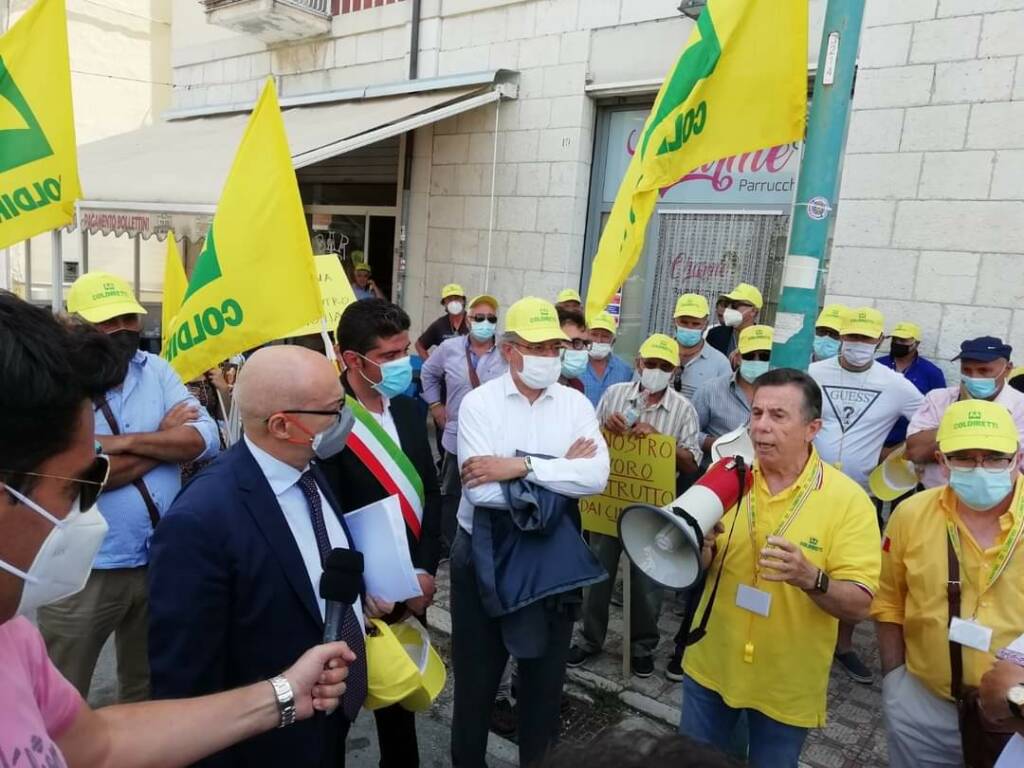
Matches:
[673,293,732,399]
[580,311,633,409]
[809,307,924,683]
[349,254,385,301]
[812,304,847,361]
[907,336,1024,490]
[37,272,220,703]
[414,282,468,360]
[873,399,1024,767]
[555,288,583,313]
[569,333,702,678]
[706,283,763,357]
[451,297,610,767]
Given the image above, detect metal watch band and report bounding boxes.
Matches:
[524,455,533,474]
[1009,685,1024,720]
[269,675,296,729]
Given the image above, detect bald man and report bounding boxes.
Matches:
[148,346,371,768]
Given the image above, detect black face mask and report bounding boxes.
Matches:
[890,341,914,359]
[109,330,141,364]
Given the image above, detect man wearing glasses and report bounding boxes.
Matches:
[451,297,610,767]
[569,333,702,679]
[38,272,220,705]
[556,306,590,393]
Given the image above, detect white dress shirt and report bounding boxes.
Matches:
[245,436,364,628]
[356,394,400,444]
[456,372,611,534]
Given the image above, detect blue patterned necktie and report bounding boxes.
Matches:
[297,471,367,721]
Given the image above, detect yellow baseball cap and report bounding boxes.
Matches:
[891,321,922,341]
[441,283,465,301]
[66,272,147,323]
[937,399,1019,455]
[364,618,446,712]
[738,325,773,354]
[840,307,885,338]
[556,288,582,304]
[589,311,617,335]
[638,333,679,366]
[505,297,569,343]
[815,304,848,333]
[723,282,764,309]
[674,293,710,319]
[468,294,499,311]
[868,445,920,502]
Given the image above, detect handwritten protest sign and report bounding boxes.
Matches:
[286,253,357,338]
[581,430,677,536]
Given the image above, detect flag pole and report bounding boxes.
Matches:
[770,0,867,371]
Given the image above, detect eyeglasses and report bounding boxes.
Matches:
[1,454,111,511]
[729,302,754,311]
[270,408,344,425]
[565,338,593,352]
[945,455,1016,472]
[641,359,676,373]
[741,351,771,362]
[469,314,498,323]
[815,329,840,340]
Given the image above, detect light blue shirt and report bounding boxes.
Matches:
[93,352,220,569]
[580,354,633,409]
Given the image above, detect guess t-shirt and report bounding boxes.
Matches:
[809,358,925,490]
[0,617,82,768]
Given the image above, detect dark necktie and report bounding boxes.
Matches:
[297,471,367,721]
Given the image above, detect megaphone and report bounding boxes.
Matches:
[618,428,755,591]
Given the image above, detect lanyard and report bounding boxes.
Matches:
[746,458,823,583]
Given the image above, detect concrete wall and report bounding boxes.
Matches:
[828,0,1024,380]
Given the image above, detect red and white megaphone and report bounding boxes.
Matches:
[618,426,754,590]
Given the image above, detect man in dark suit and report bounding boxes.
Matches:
[148,345,376,768]
[319,299,443,768]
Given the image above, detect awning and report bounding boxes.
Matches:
[77,79,516,242]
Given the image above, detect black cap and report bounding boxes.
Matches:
[952,336,1012,363]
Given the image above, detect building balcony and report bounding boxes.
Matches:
[201,0,332,44]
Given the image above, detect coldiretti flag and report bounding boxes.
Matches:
[163,78,321,382]
[0,0,81,248]
[161,234,187,350]
[585,0,807,321]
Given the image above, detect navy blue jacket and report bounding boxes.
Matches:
[148,440,356,768]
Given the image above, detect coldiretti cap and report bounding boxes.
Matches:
[505,297,569,343]
[723,282,764,309]
[468,294,499,311]
[390,618,447,712]
[441,283,465,301]
[674,293,710,319]
[891,321,922,341]
[868,445,920,502]
[738,325,773,354]
[364,618,446,712]
[937,399,1019,456]
[589,311,618,335]
[815,304,848,333]
[556,288,582,304]
[638,333,679,366]
[66,272,147,323]
[840,307,885,339]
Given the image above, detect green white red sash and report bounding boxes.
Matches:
[346,396,425,539]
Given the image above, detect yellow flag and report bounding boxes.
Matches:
[0,0,81,248]
[285,253,359,338]
[161,234,187,350]
[163,79,321,382]
[585,0,807,321]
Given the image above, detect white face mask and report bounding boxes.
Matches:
[446,301,464,316]
[0,486,108,615]
[589,342,613,360]
[514,349,563,390]
[640,367,672,393]
[723,308,744,327]
[840,340,878,368]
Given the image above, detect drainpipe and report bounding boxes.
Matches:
[408,0,421,80]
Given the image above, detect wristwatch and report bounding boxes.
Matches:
[523,455,534,476]
[807,569,830,595]
[1009,684,1024,720]
[269,675,296,728]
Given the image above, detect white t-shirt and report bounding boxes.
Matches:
[809,358,925,490]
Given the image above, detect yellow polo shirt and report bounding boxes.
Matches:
[683,449,881,728]
[871,481,1024,701]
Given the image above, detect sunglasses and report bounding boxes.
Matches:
[641,359,676,373]
[470,314,498,323]
[2,454,111,511]
[742,351,771,362]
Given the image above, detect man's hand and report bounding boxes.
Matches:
[406,573,436,615]
[96,434,133,455]
[980,660,1024,722]
[430,404,446,429]
[364,595,396,620]
[758,536,818,590]
[282,641,355,719]
[701,520,726,570]
[207,367,232,396]
[565,438,598,460]
[605,413,629,435]
[461,456,527,488]
[160,401,200,431]
[630,422,659,438]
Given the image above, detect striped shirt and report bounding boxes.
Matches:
[596,380,702,463]
[691,372,751,447]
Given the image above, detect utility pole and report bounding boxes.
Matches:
[770,0,866,370]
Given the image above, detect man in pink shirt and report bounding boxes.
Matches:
[906,336,1024,488]
[0,293,354,768]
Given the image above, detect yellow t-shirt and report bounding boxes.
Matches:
[683,449,881,728]
[871,482,1024,700]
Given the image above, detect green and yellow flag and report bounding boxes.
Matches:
[160,234,187,350]
[585,0,807,321]
[163,78,321,382]
[0,0,81,248]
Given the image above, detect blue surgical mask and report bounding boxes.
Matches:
[948,466,1014,511]
[561,349,589,379]
[739,360,770,383]
[470,320,497,341]
[963,376,998,399]
[813,335,841,360]
[360,355,413,398]
[676,328,702,348]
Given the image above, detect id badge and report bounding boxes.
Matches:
[736,584,772,617]
[949,617,993,653]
